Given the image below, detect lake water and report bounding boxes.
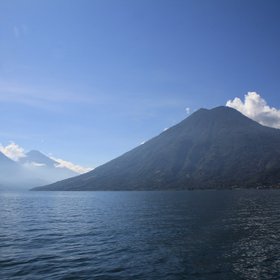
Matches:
[1,190,280,279]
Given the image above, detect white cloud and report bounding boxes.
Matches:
[185,107,191,114]
[0,142,26,161]
[30,162,46,167]
[21,162,47,170]
[226,92,280,129]
[51,157,92,174]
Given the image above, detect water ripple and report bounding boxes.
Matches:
[1,190,280,279]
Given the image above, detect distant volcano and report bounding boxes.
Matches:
[0,150,77,190]
[19,150,77,185]
[19,150,59,168]
[33,106,280,191]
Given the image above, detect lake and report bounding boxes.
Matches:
[1,190,280,279]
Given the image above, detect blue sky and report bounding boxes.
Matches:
[1,0,280,168]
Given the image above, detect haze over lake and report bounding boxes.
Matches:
[1,190,280,280]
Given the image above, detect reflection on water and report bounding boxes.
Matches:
[1,190,280,279]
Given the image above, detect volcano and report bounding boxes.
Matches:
[32,106,280,191]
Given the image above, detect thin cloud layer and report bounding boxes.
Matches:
[226,92,280,129]
[52,157,92,174]
[0,83,97,111]
[0,142,26,161]
[27,162,47,168]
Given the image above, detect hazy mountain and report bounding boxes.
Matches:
[19,150,77,181]
[19,150,59,167]
[0,151,18,168]
[32,106,280,191]
[0,152,22,189]
[0,150,77,190]
[18,150,77,185]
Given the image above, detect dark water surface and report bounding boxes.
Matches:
[1,190,280,280]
